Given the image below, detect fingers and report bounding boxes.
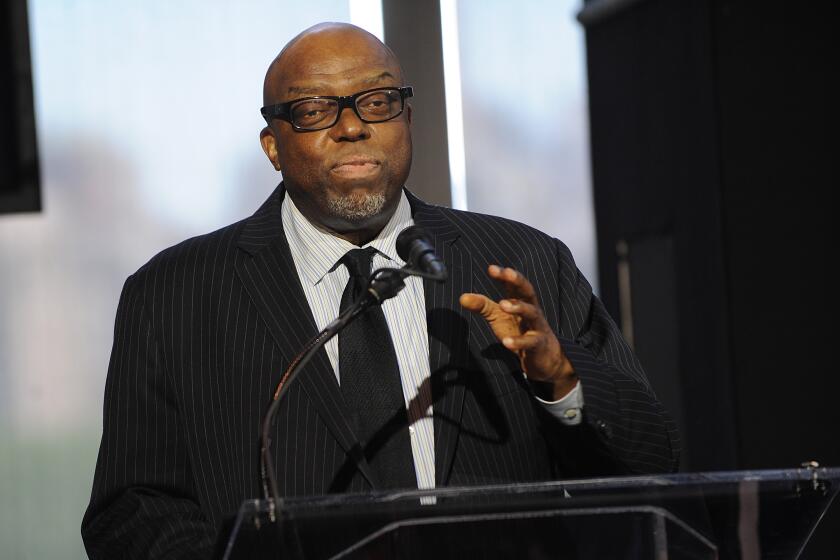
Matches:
[500,297,552,333]
[461,266,547,332]
[463,265,571,384]
[461,293,535,323]
[499,298,537,321]
[460,292,521,339]
[459,293,494,317]
[488,265,538,304]
[501,331,544,352]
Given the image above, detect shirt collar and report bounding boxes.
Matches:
[282,190,414,287]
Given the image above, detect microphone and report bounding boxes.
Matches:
[396,226,447,281]
[259,229,444,514]
[260,229,446,516]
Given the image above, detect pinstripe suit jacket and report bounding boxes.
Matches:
[82,186,679,559]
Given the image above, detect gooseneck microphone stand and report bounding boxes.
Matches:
[258,262,446,524]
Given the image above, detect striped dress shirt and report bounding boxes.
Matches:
[282,192,436,489]
[281,191,585,490]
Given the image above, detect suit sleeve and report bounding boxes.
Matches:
[82,274,216,559]
[539,241,681,476]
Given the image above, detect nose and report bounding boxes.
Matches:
[329,105,370,142]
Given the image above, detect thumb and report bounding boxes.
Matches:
[459,293,495,319]
[460,293,521,342]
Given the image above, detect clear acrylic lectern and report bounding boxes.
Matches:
[220,466,838,559]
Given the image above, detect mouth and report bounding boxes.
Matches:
[331,156,381,179]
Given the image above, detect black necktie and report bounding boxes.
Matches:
[338,248,417,489]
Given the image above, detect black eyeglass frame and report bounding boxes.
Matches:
[260,86,414,132]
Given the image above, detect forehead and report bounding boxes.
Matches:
[269,32,401,101]
[286,71,399,99]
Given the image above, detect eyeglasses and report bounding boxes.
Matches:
[260,86,414,132]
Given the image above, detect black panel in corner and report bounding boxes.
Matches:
[0,0,41,215]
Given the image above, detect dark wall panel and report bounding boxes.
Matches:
[583,0,737,473]
[711,0,834,471]
[582,0,836,553]
[1,0,40,214]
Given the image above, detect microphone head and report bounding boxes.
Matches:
[396,226,431,263]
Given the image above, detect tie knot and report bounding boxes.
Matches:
[340,247,377,279]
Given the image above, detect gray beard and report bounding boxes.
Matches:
[326,191,387,222]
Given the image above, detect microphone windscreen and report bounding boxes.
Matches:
[396,226,431,263]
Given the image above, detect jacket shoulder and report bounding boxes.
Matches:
[427,205,575,266]
[131,185,284,283]
[121,216,254,303]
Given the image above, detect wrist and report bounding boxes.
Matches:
[550,352,577,398]
[524,352,577,400]
[528,371,578,401]
[550,373,579,400]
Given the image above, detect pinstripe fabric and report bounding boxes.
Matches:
[282,192,435,490]
[411,198,681,482]
[82,184,680,559]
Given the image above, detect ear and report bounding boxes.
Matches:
[259,126,282,171]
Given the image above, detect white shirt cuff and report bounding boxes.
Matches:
[535,380,584,426]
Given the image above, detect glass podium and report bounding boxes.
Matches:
[220,466,838,559]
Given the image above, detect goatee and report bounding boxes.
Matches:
[326,191,386,222]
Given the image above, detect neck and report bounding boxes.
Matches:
[328,225,382,247]
[286,189,400,247]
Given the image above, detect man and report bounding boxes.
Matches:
[82,22,679,559]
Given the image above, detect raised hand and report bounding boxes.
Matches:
[460,265,578,400]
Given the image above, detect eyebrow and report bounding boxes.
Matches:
[286,71,397,97]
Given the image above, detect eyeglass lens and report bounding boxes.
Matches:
[290,89,403,130]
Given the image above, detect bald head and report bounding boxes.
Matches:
[257,22,413,246]
[263,23,403,106]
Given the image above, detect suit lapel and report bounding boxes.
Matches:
[410,193,470,487]
[234,186,376,488]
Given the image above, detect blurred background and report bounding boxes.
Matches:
[0,0,835,558]
[0,1,593,557]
